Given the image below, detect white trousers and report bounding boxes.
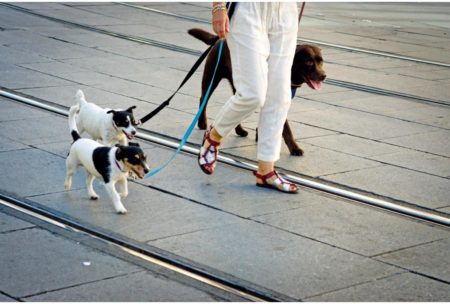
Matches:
[214,2,298,162]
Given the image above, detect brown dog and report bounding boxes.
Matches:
[188,28,326,156]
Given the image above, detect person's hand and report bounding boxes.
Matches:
[212,3,229,39]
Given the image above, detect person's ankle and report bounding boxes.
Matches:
[209,128,222,143]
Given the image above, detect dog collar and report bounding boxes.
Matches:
[115,160,127,173]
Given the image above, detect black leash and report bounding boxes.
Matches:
[138,2,236,125]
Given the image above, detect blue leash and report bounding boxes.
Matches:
[145,40,225,178]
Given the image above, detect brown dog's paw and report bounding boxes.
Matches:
[235,124,248,137]
[290,146,304,156]
[198,119,207,130]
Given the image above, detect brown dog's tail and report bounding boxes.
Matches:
[188,28,219,45]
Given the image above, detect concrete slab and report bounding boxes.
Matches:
[369,149,450,178]
[376,238,450,283]
[0,212,34,233]
[18,85,142,108]
[325,165,450,210]
[382,130,450,158]
[306,272,450,302]
[0,293,15,302]
[0,113,69,145]
[30,183,243,243]
[0,227,141,298]
[0,68,75,90]
[253,196,450,256]
[0,135,29,153]
[0,98,53,122]
[151,221,400,300]
[0,148,85,198]
[0,44,53,65]
[25,271,221,302]
[302,133,404,158]
[293,105,440,141]
[7,37,102,61]
[225,142,382,177]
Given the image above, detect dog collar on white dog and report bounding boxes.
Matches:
[112,122,119,131]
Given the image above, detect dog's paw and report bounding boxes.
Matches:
[290,147,304,156]
[64,183,71,191]
[116,207,127,215]
[198,119,207,130]
[90,195,99,200]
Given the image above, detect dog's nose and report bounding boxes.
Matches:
[320,74,327,81]
[144,168,150,174]
[131,130,136,135]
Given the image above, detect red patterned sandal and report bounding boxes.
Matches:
[254,171,298,193]
[198,127,220,175]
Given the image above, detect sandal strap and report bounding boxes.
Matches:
[254,170,297,192]
[253,170,277,184]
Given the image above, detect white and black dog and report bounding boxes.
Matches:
[65,106,150,214]
[69,90,138,146]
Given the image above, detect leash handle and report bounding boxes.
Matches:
[144,40,225,178]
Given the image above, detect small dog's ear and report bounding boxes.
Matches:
[107,110,116,114]
[126,106,137,112]
[115,146,124,159]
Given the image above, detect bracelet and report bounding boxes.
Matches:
[212,4,227,14]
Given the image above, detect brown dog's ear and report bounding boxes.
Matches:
[126,106,136,112]
[107,110,116,114]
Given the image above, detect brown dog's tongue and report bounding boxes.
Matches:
[310,80,322,90]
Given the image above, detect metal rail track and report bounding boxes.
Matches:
[0,193,292,302]
[1,88,449,228]
[2,3,449,107]
[117,2,450,68]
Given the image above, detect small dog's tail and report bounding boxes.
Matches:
[68,103,81,142]
[75,89,88,106]
[188,28,218,45]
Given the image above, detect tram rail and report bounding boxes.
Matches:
[116,2,450,68]
[2,3,450,107]
[1,88,449,228]
[0,193,291,302]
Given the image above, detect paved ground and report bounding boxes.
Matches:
[0,2,449,301]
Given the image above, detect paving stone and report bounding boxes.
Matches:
[30,182,243,243]
[325,165,450,210]
[18,85,142,108]
[8,37,104,61]
[0,212,34,233]
[382,130,450,157]
[306,272,450,301]
[295,104,440,141]
[0,135,29,153]
[376,238,450,283]
[0,98,52,122]
[0,44,53,65]
[151,221,399,299]
[0,113,69,145]
[0,148,85,198]
[0,68,75,90]
[0,228,140,298]
[25,271,222,302]
[369,149,450,178]
[0,293,15,302]
[253,196,450,256]
[303,134,404,158]
[225,142,382,177]
[133,146,318,219]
